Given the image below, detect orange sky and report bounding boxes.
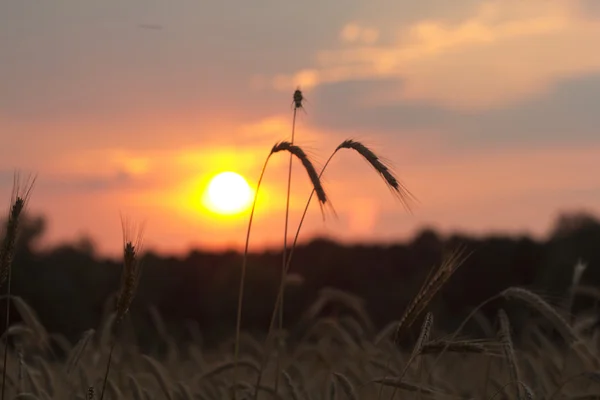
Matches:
[2,0,600,256]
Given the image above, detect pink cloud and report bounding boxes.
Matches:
[271,0,600,110]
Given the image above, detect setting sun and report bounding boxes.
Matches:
[202,172,254,215]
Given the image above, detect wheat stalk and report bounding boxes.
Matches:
[233,141,328,400]
[564,259,587,322]
[115,217,145,325]
[266,139,417,400]
[99,218,145,400]
[419,340,494,355]
[333,372,358,400]
[1,172,35,400]
[386,313,433,400]
[275,88,304,394]
[281,370,302,400]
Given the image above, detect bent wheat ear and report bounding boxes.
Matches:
[271,141,327,206]
[337,139,416,211]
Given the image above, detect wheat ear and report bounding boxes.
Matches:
[381,248,469,400]
[1,172,35,400]
[278,139,416,319]
[266,139,416,399]
[394,247,470,342]
[336,139,416,211]
[100,218,145,400]
[270,139,417,396]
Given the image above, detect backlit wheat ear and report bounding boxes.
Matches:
[115,217,145,325]
[1,172,35,400]
[272,139,419,388]
[101,217,145,400]
[271,141,327,206]
[336,139,416,211]
[0,173,36,287]
[292,88,304,110]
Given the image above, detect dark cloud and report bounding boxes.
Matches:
[309,73,600,151]
[580,0,600,17]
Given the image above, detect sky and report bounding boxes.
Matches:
[2,0,600,256]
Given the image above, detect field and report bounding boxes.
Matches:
[1,286,600,399]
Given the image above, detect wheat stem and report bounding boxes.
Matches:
[233,151,271,400]
[100,220,143,400]
[274,99,298,393]
[1,173,35,400]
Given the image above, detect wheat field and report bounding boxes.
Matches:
[1,288,600,399]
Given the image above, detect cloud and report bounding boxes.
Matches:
[340,22,380,45]
[305,72,600,153]
[272,0,600,110]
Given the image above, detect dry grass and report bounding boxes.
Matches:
[497,310,522,400]
[0,295,597,399]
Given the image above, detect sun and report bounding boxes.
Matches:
[202,172,254,216]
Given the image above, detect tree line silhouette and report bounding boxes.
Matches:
[3,210,600,348]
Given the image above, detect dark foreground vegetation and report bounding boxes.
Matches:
[4,210,600,346]
[1,210,600,398]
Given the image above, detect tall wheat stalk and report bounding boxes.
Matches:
[233,141,327,400]
[99,217,144,400]
[0,173,35,400]
[273,88,304,392]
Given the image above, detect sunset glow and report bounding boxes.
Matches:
[3,0,600,256]
[202,172,254,216]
